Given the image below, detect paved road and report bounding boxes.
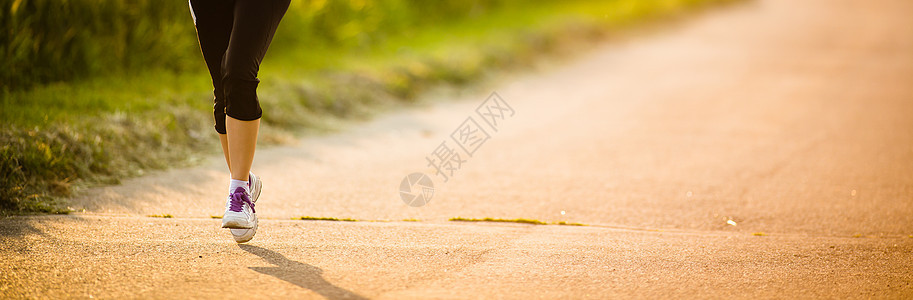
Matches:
[3,0,913,298]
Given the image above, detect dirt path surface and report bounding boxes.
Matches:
[4,0,913,298]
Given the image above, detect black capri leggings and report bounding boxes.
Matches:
[189,0,290,134]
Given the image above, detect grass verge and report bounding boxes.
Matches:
[0,0,740,214]
[295,216,358,222]
[449,217,588,226]
[450,217,548,225]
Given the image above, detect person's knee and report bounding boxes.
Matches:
[214,110,227,134]
[221,73,262,121]
[212,87,228,134]
[213,103,227,135]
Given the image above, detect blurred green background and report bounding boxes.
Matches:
[0,0,733,213]
[2,0,556,90]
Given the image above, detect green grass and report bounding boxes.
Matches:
[295,216,358,222]
[290,217,584,225]
[449,217,548,225]
[0,0,739,213]
[148,214,174,218]
[449,217,589,226]
[554,221,586,226]
[2,0,550,90]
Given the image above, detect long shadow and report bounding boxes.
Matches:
[0,216,43,238]
[0,215,62,243]
[239,244,368,300]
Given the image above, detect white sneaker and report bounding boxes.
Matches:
[221,174,258,230]
[230,173,261,243]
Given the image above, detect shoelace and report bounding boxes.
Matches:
[228,187,255,213]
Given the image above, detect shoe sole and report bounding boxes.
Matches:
[222,216,253,229]
[231,214,258,243]
[250,174,262,203]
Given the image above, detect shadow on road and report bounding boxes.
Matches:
[0,217,42,238]
[239,244,367,300]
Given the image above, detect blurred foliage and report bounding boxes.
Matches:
[0,0,198,90]
[0,0,539,90]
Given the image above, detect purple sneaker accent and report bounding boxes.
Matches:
[228,187,255,213]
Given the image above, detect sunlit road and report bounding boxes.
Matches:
[3,0,912,298]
